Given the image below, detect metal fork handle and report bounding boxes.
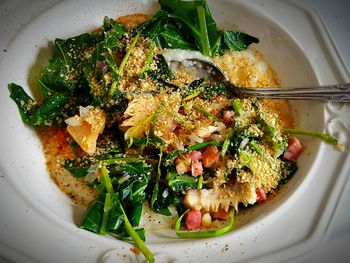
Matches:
[233,83,350,102]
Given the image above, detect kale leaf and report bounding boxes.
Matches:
[8,83,69,126]
[137,0,259,56]
[39,33,99,97]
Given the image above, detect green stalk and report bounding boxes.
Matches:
[232,99,242,116]
[119,33,140,74]
[193,104,221,122]
[197,6,211,56]
[100,193,113,235]
[100,163,114,194]
[221,128,234,157]
[183,90,201,101]
[141,41,155,74]
[249,140,264,155]
[149,104,165,138]
[197,175,203,190]
[175,209,234,238]
[108,81,118,97]
[283,128,339,145]
[166,141,222,160]
[57,41,68,66]
[151,150,163,209]
[120,204,154,263]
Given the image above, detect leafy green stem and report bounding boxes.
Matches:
[141,41,155,74]
[151,150,163,208]
[221,128,234,157]
[232,98,242,116]
[166,141,222,160]
[196,6,211,56]
[120,204,154,263]
[175,209,234,238]
[57,40,69,66]
[100,192,112,235]
[119,33,140,74]
[100,163,114,194]
[197,174,203,189]
[193,104,221,122]
[283,128,339,145]
[149,104,165,138]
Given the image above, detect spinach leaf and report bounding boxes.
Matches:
[148,181,181,216]
[222,31,259,51]
[83,17,127,102]
[29,93,69,126]
[136,10,169,43]
[159,0,220,56]
[106,194,124,231]
[258,112,288,157]
[158,26,195,50]
[80,193,105,233]
[166,169,198,192]
[63,160,89,178]
[39,33,96,96]
[142,54,175,90]
[80,159,152,237]
[181,79,230,100]
[138,0,259,56]
[103,17,126,51]
[279,160,298,184]
[8,83,69,126]
[8,83,36,124]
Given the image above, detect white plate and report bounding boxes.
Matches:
[1,0,350,262]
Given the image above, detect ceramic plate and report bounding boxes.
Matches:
[1,0,349,262]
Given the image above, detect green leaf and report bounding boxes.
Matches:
[120,204,154,263]
[151,150,163,208]
[40,33,95,96]
[197,5,211,56]
[221,128,235,157]
[100,163,115,194]
[103,17,126,51]
[222,31,259,51]
[8,83,36,124]
[63,162,88,178]
[29,93,69,126]
[80,194,105,233]
[283,128,339,145]
[158,0,248,56]
[166,141,222,160]
[8,82,70,126]
[232,98,242,116]
[159,27,195,50]
[193,104,221,122]
[279,160,298,184]
[167,173,198,192]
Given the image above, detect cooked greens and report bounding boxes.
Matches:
[137,0,259,56]
[8,1,340,262]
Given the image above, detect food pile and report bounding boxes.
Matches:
[9,1,339,262]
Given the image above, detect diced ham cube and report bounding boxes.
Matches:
[191,160,203,177]
[185,209,202,230]
[202,145,220,168]
[283,136,303,161]
[256,188,267,202]
[188,150,202,161]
